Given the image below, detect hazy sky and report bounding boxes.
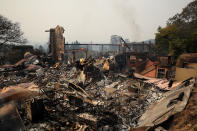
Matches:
[0,0,193,44]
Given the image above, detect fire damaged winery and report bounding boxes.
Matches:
[1,0,197,131]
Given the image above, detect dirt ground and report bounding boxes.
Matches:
[169,87,197,131]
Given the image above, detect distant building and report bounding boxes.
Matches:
[139,56,173,79]
[111,35,122,45]
[110,35,122,52]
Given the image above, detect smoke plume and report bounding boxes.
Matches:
[109,0,141,41]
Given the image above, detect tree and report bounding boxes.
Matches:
[0,14,26,46]
[167,0,197,26]
[155,24,185,57]
[155,0,197,60]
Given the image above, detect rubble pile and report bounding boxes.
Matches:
[0,53,196,131]
[0,55,166,130]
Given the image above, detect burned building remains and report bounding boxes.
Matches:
[46,25,65,63]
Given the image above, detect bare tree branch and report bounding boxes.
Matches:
[0,14,27,46]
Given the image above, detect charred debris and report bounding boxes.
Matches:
[1,26,197,131]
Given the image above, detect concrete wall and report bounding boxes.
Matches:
[175,63,197,81]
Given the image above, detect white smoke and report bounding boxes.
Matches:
[109,0,141,41]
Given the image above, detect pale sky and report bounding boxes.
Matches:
[0,0,193,44]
